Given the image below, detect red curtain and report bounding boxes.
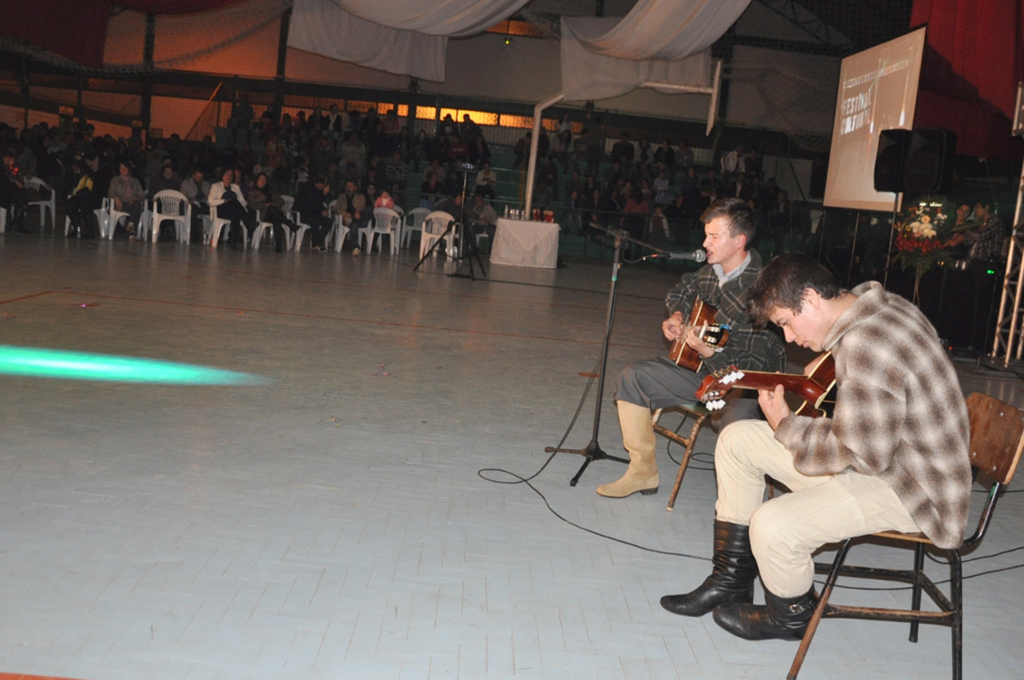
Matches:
[0,0,245,69]
[911,0,1024,159]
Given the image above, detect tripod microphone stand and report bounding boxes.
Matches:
[411,163,487,280]
[545,223,664,486]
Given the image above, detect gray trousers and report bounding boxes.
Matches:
[615,356,762,430]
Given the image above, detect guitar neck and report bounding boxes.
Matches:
[727,371,829,406]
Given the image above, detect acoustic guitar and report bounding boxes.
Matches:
[695,352,836,418]
[668,299,731,372]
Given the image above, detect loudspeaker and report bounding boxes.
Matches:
[873,129,911,192]
[903,128,957,194]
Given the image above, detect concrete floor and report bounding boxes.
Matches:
[0,230,1021,680]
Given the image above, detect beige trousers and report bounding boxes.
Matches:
[714,420,920,597]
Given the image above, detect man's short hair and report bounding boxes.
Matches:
[748,253,846,328]
[701,198,756,245]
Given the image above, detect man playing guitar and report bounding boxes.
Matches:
[660,254,971,642]
[597,199,787,498]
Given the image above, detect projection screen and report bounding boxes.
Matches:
[823,26,927,212]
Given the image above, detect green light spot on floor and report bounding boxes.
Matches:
[0,346,268,385]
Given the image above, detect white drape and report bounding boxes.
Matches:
[576,0,751,61]
[331,0,531,38]
[289,0,447,81]
[561,17,712,102]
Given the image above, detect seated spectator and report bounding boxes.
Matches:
[339,132,366,179]
[64,153,104,239]
[247,172,299,253]
[436,193,463,223]
[108,160,145,236]
[533,182,552,210]
[538,156,559,201]
[422,159,444,184]
[563,188,583,235]
[680,166,700,208]
[0,148,29,231]
[334,180,367,255]
[420,175,444,210]
[384,151,407,195]
[663,194,688,243]
[207,168,257,249]
[674,139,695,181]
[374,189,395,210]
[653,139,675,178]
[648,203,669,249]
[475,162,497,199]
[621,188,650,241]
[363,183,380,210]
[180,168,210,241]
[465,191,498,243]
[701,168,722,195]
[468,134,490,167]
[611,132,635,166]
[727,172,755,201]
[564,170,583,201]
[653,169,672,206]
[412,130,433,172]
[148,164,181,199]
[291,174,333,252]
[447,134,469,163]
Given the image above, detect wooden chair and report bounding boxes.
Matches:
[788,392,1024,680]
[651,402,712,512]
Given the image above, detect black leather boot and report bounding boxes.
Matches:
[712,587,817,641]
[660,521,757,617]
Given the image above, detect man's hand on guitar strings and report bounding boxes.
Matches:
[758,383,791,431]
[684,325,715,359]
[662,311,685,341]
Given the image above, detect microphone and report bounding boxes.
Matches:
[644,249,707,262]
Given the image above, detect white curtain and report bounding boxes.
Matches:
[561,17,712,102]
[331,0,531,38]
[577,0,751,61]
[289,0,447,81]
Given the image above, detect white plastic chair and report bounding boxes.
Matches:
[250,210,276,250]
[25,177,56,229]
[402,207,431,249]
[205,206,236,248]
[144,190,191,243]
[63,208,106,237]
[100,198,128,239]
[419,211,456,259]
[330,216,351,253]
[290,211,313,251]
[369,207,402,254]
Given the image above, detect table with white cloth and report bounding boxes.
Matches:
[490,218,560,269]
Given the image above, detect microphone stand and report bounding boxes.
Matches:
[546,222,667,486]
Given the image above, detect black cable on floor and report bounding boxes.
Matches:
[477,352,710,563]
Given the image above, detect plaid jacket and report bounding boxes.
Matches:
[665,250,787,375]
[775,282,972,549]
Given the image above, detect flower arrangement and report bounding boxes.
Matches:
[891,200,953,303]
[892,201,954,274]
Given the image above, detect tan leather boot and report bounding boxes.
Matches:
[596,401,659,497]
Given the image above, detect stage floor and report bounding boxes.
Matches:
[0,232,1021,680]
